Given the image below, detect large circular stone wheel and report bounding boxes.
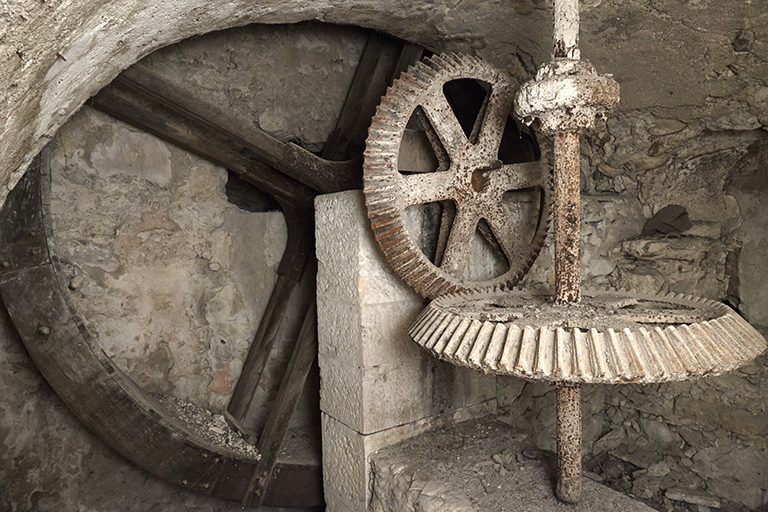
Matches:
[364,53,552,299]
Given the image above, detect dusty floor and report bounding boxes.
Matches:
[371,412,768,512]
[370,415,657,512]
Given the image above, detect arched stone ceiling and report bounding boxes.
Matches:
[2,0,767,206]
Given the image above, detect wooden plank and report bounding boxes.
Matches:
[116,65,360,193]
[227,273,298,424]
[0,152,47,274]
[227,198,314,425]
[92,76,324,502]
[393,43,426,80]
[244,301,319,507]
[262,462,323,509]
[89,84,315,205]
[323,32,404,161]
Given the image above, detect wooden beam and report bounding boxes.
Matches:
[243,301,319,507]
[113,64,360,193]
[89,85,316,205]
[323,36,424,162]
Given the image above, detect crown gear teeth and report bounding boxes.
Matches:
[363,52,553,299]
[409,288,767,384]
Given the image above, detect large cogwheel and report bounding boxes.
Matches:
[364,53,552,299]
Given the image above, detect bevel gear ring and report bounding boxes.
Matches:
[363,53,552,299]
[410,287,767,385]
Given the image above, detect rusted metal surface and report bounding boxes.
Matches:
[553,132,581,304]
[401,0,766,507]
[408,288,767,384]
[555,383,581,503]
[364,53,552,299]
[509,0,620,502]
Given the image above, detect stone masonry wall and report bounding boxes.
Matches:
[0,22,366,511]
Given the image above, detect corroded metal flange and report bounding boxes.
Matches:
[364,53,552,299]
[409,288,767,384]
[515,59,620,134]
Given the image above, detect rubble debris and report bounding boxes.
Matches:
[154,394,260,461]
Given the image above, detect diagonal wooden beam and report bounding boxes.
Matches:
[113,64,361,193]
[90,36,427,508]
[323,35,424,161]
[88,83,316,205]
[242,300,318,508]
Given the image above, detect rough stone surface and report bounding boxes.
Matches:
[369,416,658,512]
[728,139,768,327]
[0,21,370,511]
[0,300,296,512]
[322,414,369,512]
[499,343,768,511]
[316,190,497,436]
[499,86,768,511]
[50,107,293,425]
[4,0,768,205]
[140,22,367,153]
[322,405,500,512]
[316,190,499,511]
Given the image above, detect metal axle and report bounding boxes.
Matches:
[556,383,582,503]
[553,131,583,502]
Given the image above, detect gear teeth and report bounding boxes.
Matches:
[409,289,767,383]
[416,60,441,77]
[363,52,552,299]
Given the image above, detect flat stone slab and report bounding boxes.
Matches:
[369,416,657,512]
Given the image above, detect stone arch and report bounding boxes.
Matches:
[1,0,546,206]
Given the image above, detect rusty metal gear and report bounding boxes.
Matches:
[364,53,552,299]
[410,287,767,384]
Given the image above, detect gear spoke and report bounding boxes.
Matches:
[492,161,547,191]
[414,108,451,173]
[434,200,456,267]
[476,85,515,158]
[440,206,480,276]
[484,204,527,265]
[398,171,454,209]
[420,90,469,157]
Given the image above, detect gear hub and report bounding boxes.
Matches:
[515,59,620,135]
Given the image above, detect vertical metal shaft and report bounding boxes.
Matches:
[553,130,583,503]
[556,382,582,503]
[516,0,612,503]
[553,0,581,59]
[553,132,581,304]
[552,0,584,503]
